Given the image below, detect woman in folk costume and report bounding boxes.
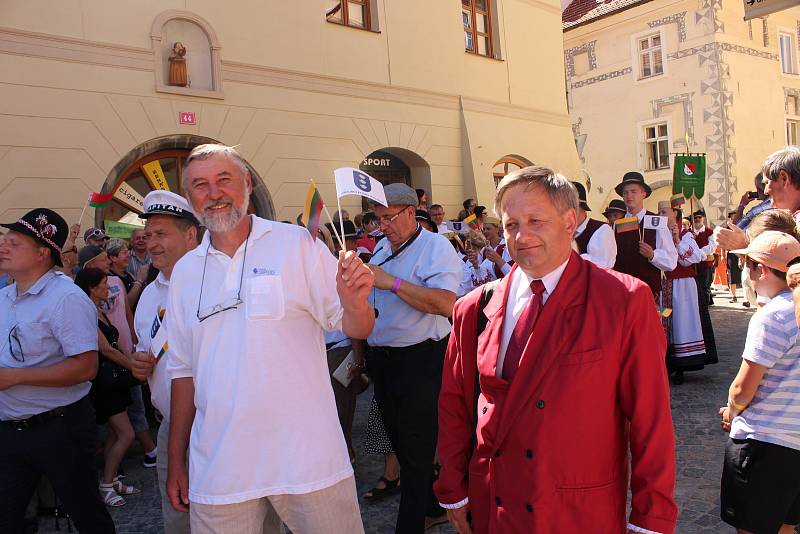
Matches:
[658,197,718,385]
[457,230,496,297]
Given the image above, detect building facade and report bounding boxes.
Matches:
[0,0,579,232]
[563,0,800,222]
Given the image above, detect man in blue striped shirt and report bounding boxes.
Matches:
[721,230,800,534]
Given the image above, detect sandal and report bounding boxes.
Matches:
[729,297,737,303]
[363,476,400,501]
[112,477,141,495]
[99,483,126,507]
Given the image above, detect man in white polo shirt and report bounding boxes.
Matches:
[130,190,200,534]
[165,144,375,534]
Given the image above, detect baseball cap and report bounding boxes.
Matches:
[731,230,800,272]
[78,244,106,269]
[83,227,108,241]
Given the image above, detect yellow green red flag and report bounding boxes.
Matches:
[302,182,324,241]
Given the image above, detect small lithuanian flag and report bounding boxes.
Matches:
[658,306,672,318]
[462,213,479,229]
[302,181,324,241]
[614,215,639,234]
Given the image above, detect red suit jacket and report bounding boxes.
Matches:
[436,253,677,533]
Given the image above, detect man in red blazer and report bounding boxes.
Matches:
[436,166,677,534]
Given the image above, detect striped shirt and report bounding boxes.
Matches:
[730,291,800,450]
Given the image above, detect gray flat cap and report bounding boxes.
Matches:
[384,183,418,207]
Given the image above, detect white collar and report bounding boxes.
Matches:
[193,215,272,258]
[154,271,170,287]
[514,256,570,301]
[575,214,589,235]
[627,207,646,220]
[694,224,707,233]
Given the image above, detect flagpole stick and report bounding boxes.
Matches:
[336,195,346,253]
[322,201,346,252]
[77,202,89,229]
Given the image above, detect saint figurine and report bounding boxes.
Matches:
[168,42,188,87]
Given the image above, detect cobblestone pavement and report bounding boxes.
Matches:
[37,286,754,533]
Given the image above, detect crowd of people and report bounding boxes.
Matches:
[1,143,800,534]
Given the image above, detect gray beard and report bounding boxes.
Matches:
[198,197,249,232]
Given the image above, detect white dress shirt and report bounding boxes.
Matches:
[134,272,172,417]
[166,216,352,505]
[630,208,677,272]
[693,225,718,257]
[494,258,570,377]
[574,216,617,268]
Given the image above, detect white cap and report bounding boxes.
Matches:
[139,190,199,225]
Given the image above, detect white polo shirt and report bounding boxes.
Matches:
[166,216,351,505]
[133,272,171,417]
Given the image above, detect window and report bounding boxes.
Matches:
[780,32,798,74]
[787,119,800,144]
[326,0,371,30]
[462,0,494,58]
[644,123,670,171]
[638,33,664,79]
[493,155,533,186]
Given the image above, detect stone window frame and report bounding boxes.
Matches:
[564,41,597,78]
[151,10,224,99]
[631,27,667,84]
[638,118,672,172]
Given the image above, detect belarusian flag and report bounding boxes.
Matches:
[302,181,324,241]
[672,155,706,199]
[87,192,114,208]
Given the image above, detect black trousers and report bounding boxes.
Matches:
[0,396,116,534]
[369,337,447,534]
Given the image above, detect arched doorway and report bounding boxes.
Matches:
[492,155,533,187]
[359,147,431,209]
[96,135,274,230]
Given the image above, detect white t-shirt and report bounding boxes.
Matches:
[166,216,352,504]
[133,272,171,417]
[731,291,800,451]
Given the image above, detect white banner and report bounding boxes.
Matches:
[114,181,145,213]
[643,215,667,230]
[333,167,387,207]
[743,0,800,20]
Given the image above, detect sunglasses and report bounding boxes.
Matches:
[85,230,106,240]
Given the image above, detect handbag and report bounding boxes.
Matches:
[94,356,139,390]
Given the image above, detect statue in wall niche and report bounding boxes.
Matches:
[168,42,189,87]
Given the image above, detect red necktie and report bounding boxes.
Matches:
[502,279,546,381]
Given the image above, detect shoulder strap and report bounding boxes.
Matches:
[470,280,499,456]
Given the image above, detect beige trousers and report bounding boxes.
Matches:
[189,476,364,534]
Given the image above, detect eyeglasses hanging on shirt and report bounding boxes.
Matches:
[371,224,423,318]
[196,218,252,323]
